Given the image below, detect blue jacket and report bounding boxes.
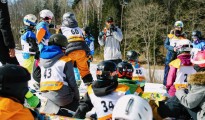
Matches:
[192,40,205,50]
[84,35,95,55]
[36,21,51,40]
[164,37,175,65]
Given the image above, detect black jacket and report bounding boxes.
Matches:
[0,1,15,49]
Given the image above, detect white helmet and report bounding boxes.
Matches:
[112,95,153,120]
[23,14,37,26]
[174,21,184,28]
[40,9,54,19]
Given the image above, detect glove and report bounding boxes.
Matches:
[25,91,40,108]
[34,51,40,60]
[88,55,93,62]
[99,32,104,38]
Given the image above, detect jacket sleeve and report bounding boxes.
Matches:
[36,28,46,44]
[113,27,123,42]
[64,61,80,101]
[175,85,205,109]
[164,37,174,51]
[98,36,105,46]
[73,93,93,119]
[0,2,15,49]
[166,66,177,89]
[26,37,38,53]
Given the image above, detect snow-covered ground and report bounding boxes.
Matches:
[0,50,164,83]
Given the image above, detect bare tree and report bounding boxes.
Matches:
[126,1,167,82]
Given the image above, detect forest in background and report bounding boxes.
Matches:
[8,0,205,82]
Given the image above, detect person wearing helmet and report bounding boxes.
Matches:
[163,21,187,86]
[20,14,38,73]
[112,95,153,120]
[82,26,95,64]
[0,1,19,65]
[117,61,143,95]
[126,50,146,89]
[73,60,131,119]
[0,64,40,120]
[190,30,205,59]
[155,51,205,120]
[98,17,123,65]
[166,40,196,97]
[36,34,79,117]
[36,9,54,52]
[60,12,93,85]
[175,51,205,120]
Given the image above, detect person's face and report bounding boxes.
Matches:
[106,21,114,28]
[48,19,52,24]
[192,36,198,41]
[174,27,182,31]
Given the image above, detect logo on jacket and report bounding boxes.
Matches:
[1,0,7,3]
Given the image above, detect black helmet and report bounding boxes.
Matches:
[117,61,134,79]
[48,34,68,49]
[96,60,118,81]
[106,17,114,23]
[192,30,202,39]
[126,50,139,61]
[0,64,30,103]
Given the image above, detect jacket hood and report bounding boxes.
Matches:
[92,79,118,97]
[40,46,64,68]
[40,53,64,68]
[40,45,63,59]
[188,72,205,85]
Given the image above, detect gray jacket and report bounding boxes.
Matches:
[40,53,79,106]
[176,72,205,120]
[98,26,123,60]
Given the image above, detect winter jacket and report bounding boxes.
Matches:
[98,26,123,60]
[130,61,146,87]
[36,21,51,45]
[60,26,90,55]
[166,54,196,97]
[73,80,130,119]
[118,78,143,95]
[84,35,95,56]
[176,72,205,120]
[39,45,79,106]
[0,97,34,120]
[21,27,38,55]
[0,1,15,49]
[164,34,185,65]
[191,40,205,59]
[0,1,19,65]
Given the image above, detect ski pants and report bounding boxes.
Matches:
[66,50,93,84]
[22,54,35,73]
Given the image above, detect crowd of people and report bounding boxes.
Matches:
[1,1,205,120]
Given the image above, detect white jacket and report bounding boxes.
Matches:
[98,26,123,60]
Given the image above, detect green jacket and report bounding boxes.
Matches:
[118,78,142,95]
